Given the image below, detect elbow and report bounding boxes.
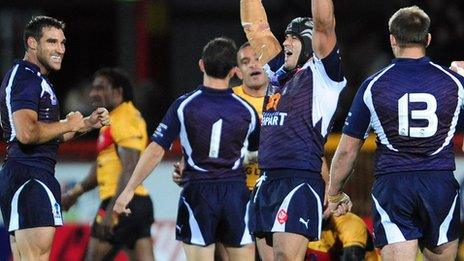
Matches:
[16,130,36,144]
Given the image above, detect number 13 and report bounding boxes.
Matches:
[398,93,437,138]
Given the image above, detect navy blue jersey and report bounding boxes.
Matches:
[344,57,464,176]
[152,85,260,182]
[0,60,60,172]
[259,47,346,171]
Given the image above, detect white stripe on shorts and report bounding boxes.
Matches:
[437,192,458,245]
[181,196,206,246]
[9,180,32,232]
[240,201,253,245]
[372,194,406,244]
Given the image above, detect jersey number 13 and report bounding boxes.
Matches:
[398,93,438,138]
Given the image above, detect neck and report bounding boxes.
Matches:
[24,51,48,75]
[242,83,266,98]
[394,46,426,59]
[203,74,229,90]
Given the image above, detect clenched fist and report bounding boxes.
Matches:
[65,111,85,132]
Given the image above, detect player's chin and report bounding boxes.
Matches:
[49,62,62,71]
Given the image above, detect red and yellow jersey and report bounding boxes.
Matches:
[232,85,264,190]
[306,213,380,261]
[96,101,149,200]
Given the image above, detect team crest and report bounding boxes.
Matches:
[266,93,281,111]
[277,208,288,224]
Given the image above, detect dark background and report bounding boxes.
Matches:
[1,0,464,134]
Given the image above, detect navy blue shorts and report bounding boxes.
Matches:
[176,180,252,246]
[0,161,62,235]
[372,171,460,247]
[249,169,324,242]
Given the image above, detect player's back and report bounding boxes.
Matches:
[362,56,464,174]
[153,85,260,182]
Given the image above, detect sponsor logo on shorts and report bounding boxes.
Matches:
[53,203,61,219]
[299,217,309,229]
[277,209,288,224]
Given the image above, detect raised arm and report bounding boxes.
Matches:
[311,0,337,59]
[240,0,282,65]
[113,142,165,215]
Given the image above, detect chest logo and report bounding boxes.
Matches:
[266,93,281,111]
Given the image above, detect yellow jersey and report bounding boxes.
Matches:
[232,85,264,190]
[96,101,149,200]
[307,213,380,261]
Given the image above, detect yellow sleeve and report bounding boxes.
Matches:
[110,116,146,151]
[331,213,368,248]
[240,0,281,65]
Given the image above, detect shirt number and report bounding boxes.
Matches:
[208,119,223,158]
[398,93,437,138]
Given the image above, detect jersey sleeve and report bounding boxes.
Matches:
[247,109,260,151]
[111,115,146,152]
[342,80,372,140]
[151,98,182,150]
[310,44,346,87]
[10,77,41,112]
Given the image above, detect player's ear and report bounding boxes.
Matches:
[228,67,236,79]
[389,34,397,48]
[426,33,431,47]
[199,59,205,73]
[235,66,243,80]
[27,36,38,51]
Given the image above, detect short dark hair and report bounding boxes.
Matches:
[201,37,237,79]
[94,67,134,102]
[388,6,430,48]
[23,16,66,50]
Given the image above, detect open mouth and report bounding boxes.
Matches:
[250,71,262,77]
[285,50,293,56]
[51,55,62,62]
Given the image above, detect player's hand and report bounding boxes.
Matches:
[65,111,85,132]
[89,107,110,129]
[113,190,134,216]
[327,192,352,217]
[450,61,464,76]
[172,161,185,186]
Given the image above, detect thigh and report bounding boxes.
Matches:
[183,242,215,261]
[15,226,55,260]
[380,240,418,261]
[125,237,155,261]
[85,237,120,261]
[225,243,255,261]
[256,237,273,261]
[423,239,458,261]
[273,232,308,260]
